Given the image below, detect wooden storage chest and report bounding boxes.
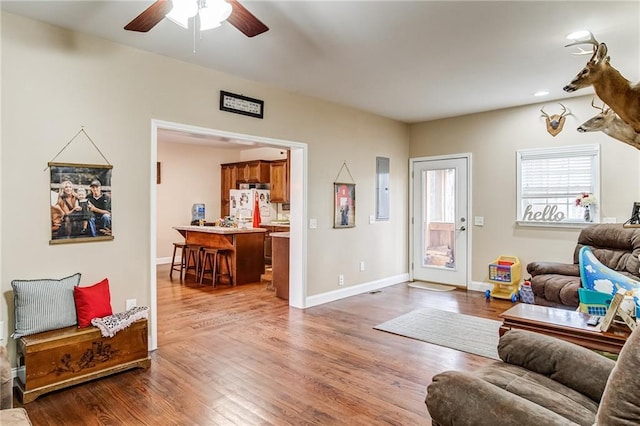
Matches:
[16,319,150,403]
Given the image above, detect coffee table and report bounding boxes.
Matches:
[499,303,630,354]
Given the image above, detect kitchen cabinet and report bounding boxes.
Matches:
[271,232,290,300]
[236,160,270,183]
[270,156,289,203]
[261,224,289,265]
[220,164,237,217]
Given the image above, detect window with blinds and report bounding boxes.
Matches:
[516,145,600,225]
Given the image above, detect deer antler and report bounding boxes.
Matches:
[540,106,550,119]
[591,98,605,112]
[565,31,599,49]
[558,103,568,117]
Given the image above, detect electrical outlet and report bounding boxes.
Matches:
[126,299,137,310]
[360,261,365,271]
[338,274,344,286]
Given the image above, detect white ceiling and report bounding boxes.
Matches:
[2,1,639,143]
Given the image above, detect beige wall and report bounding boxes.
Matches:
[0,12,409,354]
[156,142,240,260]
[410,96,640,283]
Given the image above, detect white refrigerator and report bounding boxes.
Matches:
[229,189,276,226]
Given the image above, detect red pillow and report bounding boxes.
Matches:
[74,278,113,328]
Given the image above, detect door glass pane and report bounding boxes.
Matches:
[423,168,456,269]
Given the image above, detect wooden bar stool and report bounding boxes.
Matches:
[169,242,187,281]
[198,248,218,286]
[216,249,234,286]
[184,244,204,281]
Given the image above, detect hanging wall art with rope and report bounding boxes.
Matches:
[47,128,113,244]
[334,161,356,229]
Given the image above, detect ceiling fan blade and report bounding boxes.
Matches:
[124,0,173,32]
[226,0,269,37]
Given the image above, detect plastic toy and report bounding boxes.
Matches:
[485,255,521,302]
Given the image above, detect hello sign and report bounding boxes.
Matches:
[522,205,566,222]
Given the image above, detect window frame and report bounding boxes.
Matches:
[516,144,600,228]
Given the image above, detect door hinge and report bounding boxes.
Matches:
[411,262,414,270]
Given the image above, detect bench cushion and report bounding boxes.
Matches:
[11,273,81,338]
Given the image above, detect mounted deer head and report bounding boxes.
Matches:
[540,103,569,136]
[577,99,640,150]
[563,32,640,133]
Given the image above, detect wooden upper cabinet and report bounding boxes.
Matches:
[220,164,237,217]
[270,153,290,203]
[236,161,270,183]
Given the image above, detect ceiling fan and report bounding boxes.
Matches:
[124,0,269,38]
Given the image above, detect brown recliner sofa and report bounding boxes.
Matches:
[1,346,32,425]
[526,224,640,308]
[426,327,640,425]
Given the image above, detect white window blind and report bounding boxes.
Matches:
[517,145,600,225]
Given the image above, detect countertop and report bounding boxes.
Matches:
[271,232,290,238]
[174,226,267,234]
[262,222,290,227]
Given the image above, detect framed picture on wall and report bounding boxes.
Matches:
[628,202,640,225]
[49,162,113,244]
[334,183,355,228]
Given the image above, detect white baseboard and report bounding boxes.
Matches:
[305,273,410,308]
[156,257,174,265]
[469,280,492,293]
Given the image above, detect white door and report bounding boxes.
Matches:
[411,155,470,286]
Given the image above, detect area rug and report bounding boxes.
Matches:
[408,282,456,292]
[374,307,501,360]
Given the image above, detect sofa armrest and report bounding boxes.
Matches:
[426,370,579,426]
[498,330,615,402]
[527,261,580,277]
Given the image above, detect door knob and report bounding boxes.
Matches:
[458,226,466,231]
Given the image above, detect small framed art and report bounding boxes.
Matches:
[334,183,355,228]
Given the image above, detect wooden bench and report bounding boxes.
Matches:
[15,319,150,403]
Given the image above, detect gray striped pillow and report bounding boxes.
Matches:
[11,273,81,338]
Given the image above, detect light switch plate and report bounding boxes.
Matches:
[309,218,317,229]
[474,216,484,226]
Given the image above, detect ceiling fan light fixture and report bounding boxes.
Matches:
[199,0,233,31]
[167,0,199,29]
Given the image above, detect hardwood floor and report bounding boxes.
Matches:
[15,265,514,425]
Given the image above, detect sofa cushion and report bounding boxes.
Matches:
[596,321,640,425]
[11,273,81,338]
[477,363,597,425]
[498,329,614,402]
[427,370,582,426]
[530,274,581,307]
[0,408,32,426]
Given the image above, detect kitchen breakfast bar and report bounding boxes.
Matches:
[173,226,266,285]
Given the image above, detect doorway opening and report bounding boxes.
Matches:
[149,119,308,350]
